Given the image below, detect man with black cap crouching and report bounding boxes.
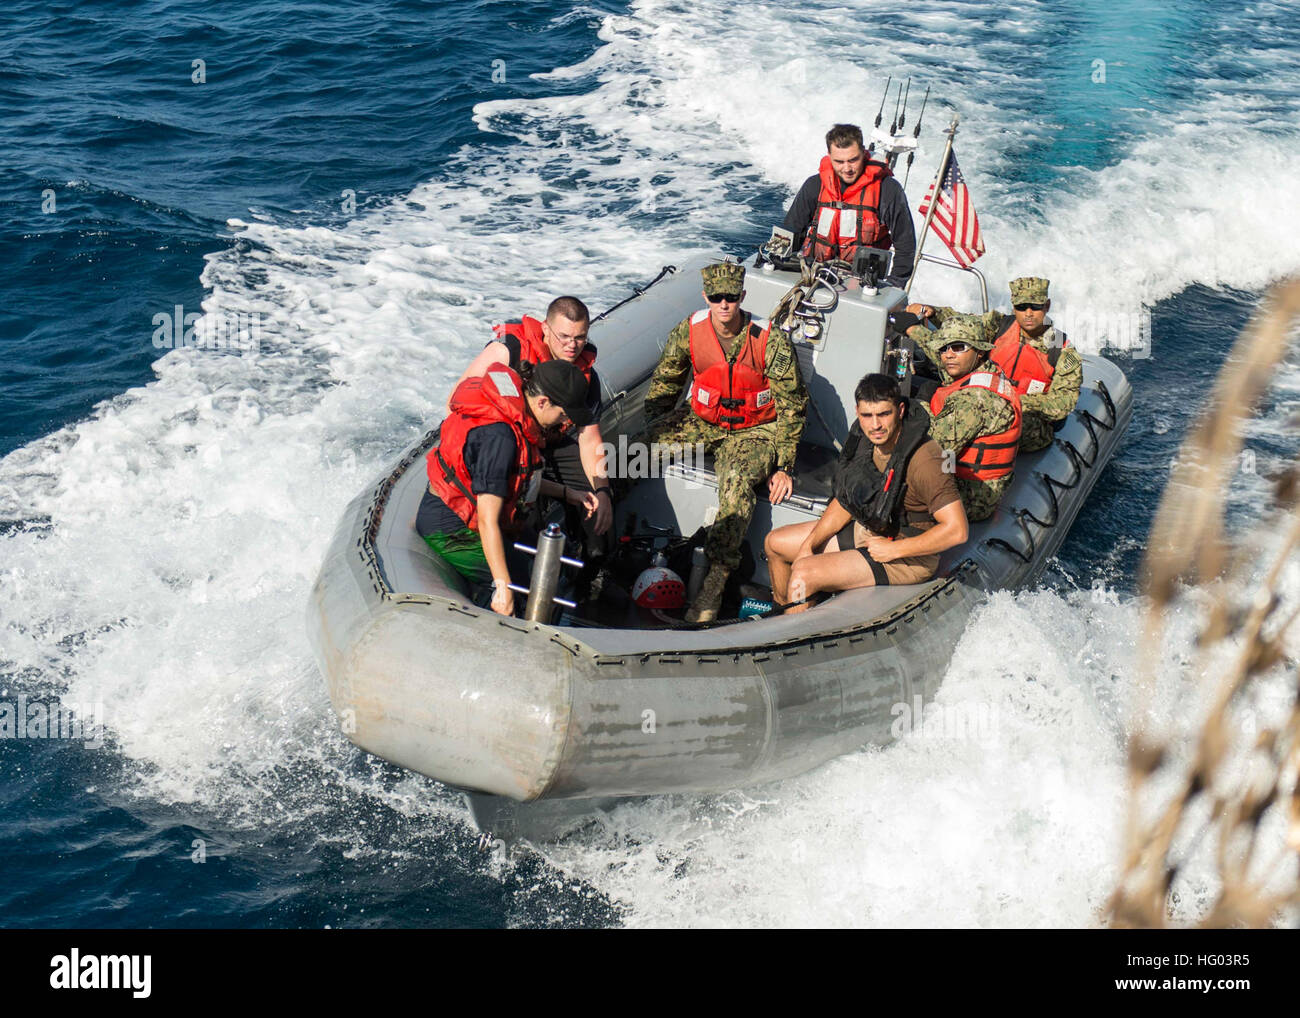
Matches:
[765,373,968,612]
[450,296,614,584]
[419,359,598,616]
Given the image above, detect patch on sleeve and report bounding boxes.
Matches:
[770,343,793,376]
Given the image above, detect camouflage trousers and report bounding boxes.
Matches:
[957,473,1012,523]
[643,409,778,570]
[1020,412,1055,453]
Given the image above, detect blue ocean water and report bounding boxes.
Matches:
[1,0,1297,928]
[0,0,611,456]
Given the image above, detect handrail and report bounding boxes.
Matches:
[913,253,989,312]
[592,265,678,323]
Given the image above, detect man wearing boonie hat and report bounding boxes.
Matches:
[911,314,1022,521]
[418,358,597,617]
[639,259,808,622]
[906,275,1082,451]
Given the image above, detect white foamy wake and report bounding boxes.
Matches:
[2,0,1298,924]
[552,0,1300,352]
[539,565,1299,928]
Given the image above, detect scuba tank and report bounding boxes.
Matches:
[631,551,686,613]
[686,546,708,604]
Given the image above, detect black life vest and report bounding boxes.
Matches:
[833,397,934,537]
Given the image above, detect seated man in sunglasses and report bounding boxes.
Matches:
[640,260,807,622]
[913,316,1022,522]
[906,276,1082,451]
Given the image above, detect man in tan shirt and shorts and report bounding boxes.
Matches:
[766,373,970,612]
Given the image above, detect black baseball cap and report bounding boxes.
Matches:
[533,359,593,428]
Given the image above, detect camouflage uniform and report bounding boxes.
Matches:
[910,315,1018,522]
[1017,343,1082,451]
[642,262,807,569]
[922,277,1083,452]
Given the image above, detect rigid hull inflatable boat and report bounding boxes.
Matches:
[308,255,1132,836]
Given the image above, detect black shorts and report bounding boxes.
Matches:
[836,522,889,586]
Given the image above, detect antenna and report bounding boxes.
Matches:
[869,76,891,159]
[902,86,930,189]
[874,76,891,130]
[869,79,923,171]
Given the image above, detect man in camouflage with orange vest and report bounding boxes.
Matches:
[908,276,1082,451]
[781,123,917,286]
[912,315,1022,522]
[641,261,807,622]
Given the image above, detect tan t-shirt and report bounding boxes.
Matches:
[871,437,961,527]
[852,437,961,584]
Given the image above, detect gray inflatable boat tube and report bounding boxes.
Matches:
[307,261,1133,805]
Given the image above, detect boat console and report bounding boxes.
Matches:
[607,260,912,593]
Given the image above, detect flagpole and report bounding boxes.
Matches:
[905,114,959,297]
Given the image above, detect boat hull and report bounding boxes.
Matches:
[307,261,1132,806]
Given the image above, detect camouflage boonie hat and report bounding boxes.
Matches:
[1009,276,1050,305]
[933,313,993,352]
[701,261,745,296]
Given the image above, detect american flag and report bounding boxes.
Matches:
[918,149,985,267]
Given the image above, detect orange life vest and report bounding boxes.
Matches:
[427,367,544,530]
[687,310,776,429]
[493,316,597,382]
[799,155,893,263]
[991,319,1064,396]
[929,368,1023,481]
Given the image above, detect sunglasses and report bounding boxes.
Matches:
[938,341,971,354]
[707,292,741,304]
[1013,302,1046,312]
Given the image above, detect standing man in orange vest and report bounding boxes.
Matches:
[916,315,1022,521]
[781,123,917,286]
[451,296,613,576]
[641,261,808,622]
[908,277,1082,450]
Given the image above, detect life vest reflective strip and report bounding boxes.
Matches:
[929,369,1022,481]
[800,155,893,263]
[687,309,776,429]
[991,319,1063,397]
[426,367,543,530]
[493,316,597,382]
